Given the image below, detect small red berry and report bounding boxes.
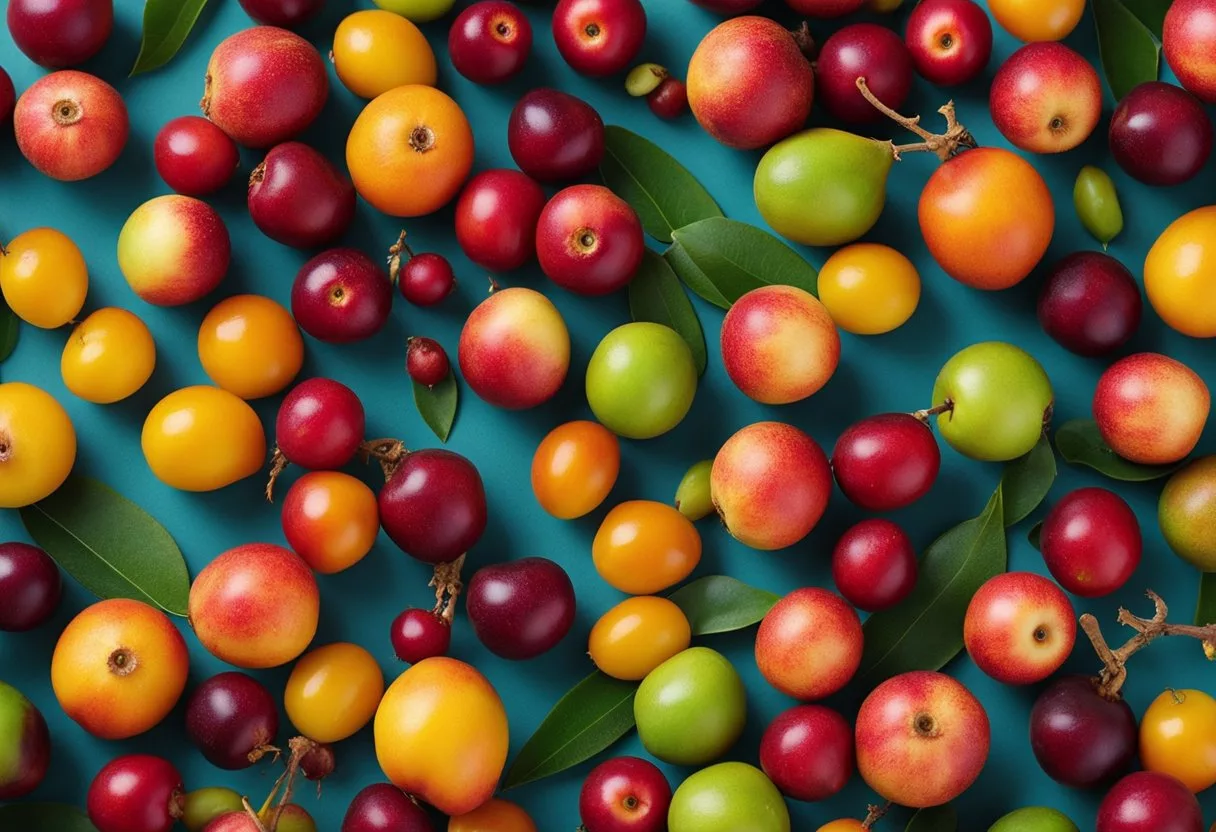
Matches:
[831,518,918,612]
[406,337,451,387]
[301,743,335,782]
[87,754,183,832]
[154,116,239,197]
[647,78,687,119]
[399,252,455,306]
[390,608,451,664]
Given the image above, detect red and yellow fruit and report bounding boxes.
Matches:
[1093,352,1209,465]
[987,0,1085,41]
[1159,456,1216,571]
[141,387,266,492]
[1164,0,1216,102]
[593,500,701,594]
[62,308,156,404]
[1144,205,1216,338]
[285,642,385,743]
[198,294,304,400]
[755,588,862,700]
[282,471,379,574]
[14,70,128,180]
[449,798,537,832]
[963,571,1076,685]
[0,382,77,509]
[0,227,88,328]
[118,195,231,306]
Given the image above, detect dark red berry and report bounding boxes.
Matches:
[466,557,576,660]
[301,743,335,781]
[831,413,941,511]
[185,672,279,770]
[816,23,913,123]
[1109,81,1213,186]
[399,253,455,307]
[87,754,183,832]
[249,142,356,249]
[831,519,918,612]
[7,0,113,68]
[1030,675,1137,789]
[1037,252,1142,357]
[508,88,605,182]
[0,542,62,631]
[275,377,366,471]
[552,0,647,77]
[237,0,325,27]
[1039,487,1141,597]
[406,337,451,387]
[449,1,533,84]
[292,248,393,344]
[454,169,547,273]
[342,783,434,832]
[1,68,18,125]
[759,705,854,802]
[390,608,452,664]
[379,449,488,565]
[1096,771,1203,832]
[154,116,239,197]
[647,77,687,119]
[578,756,671,832]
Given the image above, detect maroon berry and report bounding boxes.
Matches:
[647,78,687,119]
[237,0,325,27]
[399,253,455,306]
[1096,771,1203,832]
[1037,252,1142,357]
[292,248,393,343]
[87,755,183,832]
[552,0,646,77]
[7,0,113,68]
[185,672,279,770]
[275,377,366,470]
[1,67,17,125]
[508,88,605,182]
[406,337,451,387]
[466,557,576,660]
[455,170,547,272]
[1109,81,1213,186]
[379,449,488,565]
[249,142,356,249]
[536,184,645,296]
[816,24,913,123]
[390,608,452,664]
[153,116,239,197]
[301,743,335,781]
[449,1,533,84]
[759,705,854,802]
[831,519,918,613]
[578,756,671,832]
[1030,675,1137,789]
[342,783,434,832]
[0,542,62,631]
[831,413,941,511]
[904,0,993,87]
[1039,487,1141,597]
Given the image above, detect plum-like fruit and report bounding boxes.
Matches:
[537,185,644,296]
[1093,353,1209,465]
[816,24,913,123]
[832,413,940,511]
[14,70,128,180]
[721,285,839,405]
[460,287,570,409]
[904,0,992,86]
[88,755,183,832]
[990,43,1101,153]
[508,88,605,182]
[292,248,392,344]
[712,422,832,550]
[455,169,547,272]
[787,0,865,16]
[466,558,576,660]
[552,0,646,76]
[118,195,230,306]
[1109,82,1212,186]
[756,588,862,700]
[759,705,854,802]
[648,78,688,119]
[450,1,532,84]
[1096,771,1203,832]
[1040,487,1141,596]
[239,0,325,26]
[202,26,328,148]
[379,449,487,564]
[635,647,746,766]
[0,681,50,799]
[1164,0,1216,103]
[274,377,365,474]
[0,542,62,631]
[579,756,671,832]
[856,671,990,808]
[1030,675,1137,788]
[931,341,1053,462]
[154,116,239,197]
[406,337,450,387]
[991,808,1079,832]
[1159,456,1216,571]
[249,142,356,249]
[7,0,113,67]
[687,16,813,149]
[1037,252,1141,356]
[831,519,918,612]
[342,783,434,832]
[185,672,279,770]
[586,323,697,439]
[0,68,13,124]
[963,572,1076,685]
[397,252,454,306]
[390,608,451,664]
[667,763,790,832]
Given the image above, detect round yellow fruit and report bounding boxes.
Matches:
[0,382,77,508]
[818,243,921,335]
[0,227,88,328]
[141,386,266,492]
[61,307,156,404]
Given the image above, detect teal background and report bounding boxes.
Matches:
[2,0,1215,828]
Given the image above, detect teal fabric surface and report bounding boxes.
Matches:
[2,0,1214,828]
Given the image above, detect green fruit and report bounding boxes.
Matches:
[1159,455,1216,571]
[586,322,698,440]
[675,459,714,521]
[0,680,49,800]
[989,806,1079,832]
[263,804,317,832]
[626,64,668,97]
[635,647,746,766]
[372,0,455,22]
[754,129,894,247]
[1073,166,1123,249]
[668,762,790,832]
[182,788,245,832]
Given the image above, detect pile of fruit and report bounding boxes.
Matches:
[1,0,1215,829]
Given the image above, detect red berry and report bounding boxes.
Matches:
[454,169,547,272]
[578,756,671,832]
[0,542,62,631]
[449,1,533,84]
[1039,487,1141,597]
[0,68,13,124]
[292,248,393,343]
[379,449,488,565]
[248,142,356,249]
[1037,252,1142,357]
[185,672,279,770]
[1097,771,1203,832]
[406,337,451,387]
[466,557,576,660]
[153,116,239,197]
[759,704,854,801]
[536,184,645,296]
[87,755,183,832]
[508,88,605,182]
[399,252,456,306]
[552,0,646,76]
[647,77,687,119]
[237,0,325,27]
[390,608,452,664]
[275,377,366,471]
[1030,675,1137,788]
[816,23,914,123]
[7,0,113,68]
[904,0,993,86]
[831,519,918,612]
[343,783,434,832]
[831,412,941,511]
[301,743,335,781]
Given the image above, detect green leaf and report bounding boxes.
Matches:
[1197,572,1216,626]
[503,671,638,790]
[628,250,708,375]
[0,803,99,831]
[669,575,780,636]
[131,0,209,76]
[0,295,19,364]
[1093,0,1160,100]
[664,241,731,310]
[1001,435,1056,526]
[1028,522,1042,551]
[671,218,819,305]
[413,372,458,443]
[599,126,722,244]
[1055,419,1185,481]
[19,476,191,616]
[907,804,958,832]
[1120,0,1169,37]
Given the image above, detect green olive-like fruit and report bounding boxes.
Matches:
[675,459,714,521]
[372,0,455,22]
[1073,166,1123,249]
[989,806,1079,832]
[635,647,746,766]
[586,323,698,440]
[668,762,790,832]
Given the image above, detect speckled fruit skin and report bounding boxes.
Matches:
[14,70,128,180]
[537,185,645,296]
[855,671,990,808]
[0,542,62,631]
[466,557,577,660]
[1030,675,1137,788]
[1159,456,1216,571]
[759,705,854,802]
[1093,353,1210,465]
[0,681,50,799]
[7,0,113,67]
[1108,82,1213,186]
[904,0,993,86]
[687,16,813,149]
[756,588,862,700]
[455,169,547,272]
[508,88,605,182]
[579,756,671,832]
[342,783,435,832]
[1040,487,1141,596]
[459,287,571,409]
[292,248,392,344]
[1096,771,1204,832]
[248,142,356,249]
[831,519,918,612]
[552,0,646,77]
[1037,252,1142,356]
[378,449,487,565]
[117,195,230,306]
[188,543,320,669]
[990,42,1101,153]
[88,755,183,832]
[720,285,840,404]
[963,572,1076,685]
[154,116,239,196]
[450,1,533,84]
[202,26,328,148]
[1164,0,1216,102]
[711,421,832,550]
[831,413,940,511]
[815,24,912,123]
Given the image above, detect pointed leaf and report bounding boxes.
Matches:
[413,373,458,443]
[1093,0,1160,100]
[628,251,707,375]
[1120,0,1169,37]
[1028,522,1042,551]
[503,671,638,789]
[599,126,722,243]
[907,804,958,832]
[1197,572,1216,626]
[669,575,780,635]
[19,476,191,616]
[131,0,209,76]
[1055,419,1184,481]
[664,241,730,310]
[0,295,19,364]
[0,804,98,831]
[1001,435,1056,526]
[671,218,819,305]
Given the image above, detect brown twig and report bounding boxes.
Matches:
[431,553,468,624]
[862,801,891,829]
[241,797,270,832]
[387,230,414,285]
[912,400,953,424]
[855,78,976,161]
[360,438,408,480]
[264,448,288,502]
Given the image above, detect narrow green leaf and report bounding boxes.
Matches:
[0,803,99,831]
[907,804,957,832]
[1055,419,1184,481]
[1028,522,1042,551]
[1001,435,1056,526]
[664,241,731,310]
[1093,0,1160,100]
[1120,0,1169,37]
[131,0,209,76]
[19,476,191,616]
[669,575,780,636]
[628,251,707,375]
[599,126,722,244]
[1197,572,1216,626]
[671,218,819,305]
[0,295,19,364]
[413,372,458,443]
[502,671,638,789]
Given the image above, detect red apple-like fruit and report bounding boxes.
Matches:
[756,588,862,700]
[507,88,605,182]
[990,42,1101,153]
[963,571,1076,685]
[117,195,230,306]
[7,0,113,68]
[856,671,990,808]
[552,0,646,77]
[786,0,865,18]
[154,116,239,197]
[816,24,913,124]
[1039,487,1141,597]
[455,169,547,272]
[378,450,487,565]
[759,705,854,802]
[536,185,644,296]
[904,0,993,86]
[1108,81,1213,186]
[1096,771,1204,832]
[831,519,918,613]
[1093,352,1210,465]
[248,142,356,249]
[291,249,392,344]
[449,1,533,84]
[1037,251,1142,357]
[14,70,128,181]
[579,756,671,832]
[1163,0,1216,103]
[831,413,941,511]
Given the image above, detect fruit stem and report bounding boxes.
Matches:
[790,21,816,59]
[241,798,270,832]
[0,429,11,464]
[200,74,213,118]
[431,553,467,625]
[264,447,289,502]
[254,736,317,832]
[912,400,953,424]
[360,438,409,480]
[855,78,976,161]
[387,230,415,285]
[862,801,891,829]
[249,161,266,188]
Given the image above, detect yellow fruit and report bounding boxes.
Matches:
[61,307,156,404]
[1145,205,1216,338]
[285,643,385,743]
[333,10,437,99]
[141,386,266,492]
[198,294,303,400]
[818,243,921,335]
[0,382,77,508]
[0,228,88,328]
[589,596,691,681]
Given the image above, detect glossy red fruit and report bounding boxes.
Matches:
[185,672,278,770]
[398,253,456,306]
[904,0,992,86]
[455,169,547,272]
[275,377,366,471]
[292,249,393,343]
[989,42,1102,154]
[1109,81,1213,186]
[390,608,451,664]
[249,142,355,249]
[87,755,183,832]
[450,1,533,84]
[238,0,325,27]
[0,542,62,631]
[0,68,14,124]
[1096,771,1204,832]
[154,116,239,197]
[536,185,645,296]
[508,88,605,182]
[7,0,113,68]
[342,783,434,832]
[1163,0,1216,103]
[379,449,488,565]
[1030,675,1137,788]
[1037,252,1142,357]
[963,572,1076,686]
[816,24,913,123]
[466,558,576,660]
[647,78,687,119]
[300,743,335,782]
[831,413,941,511]
[1039,487,1141,597]
[406,337,450,386]
[14,70,128,181]
[759,704,854,802]
[787,0,865,18]
[579,756,671,832]
[831,519,917,613]
[552,0,646,76]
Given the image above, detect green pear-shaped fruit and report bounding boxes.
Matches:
[1159,455,1216,571]
[675,459,714,521]
[989,806,1079,832]
[669,763,790,832]
[635,647,746,766]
